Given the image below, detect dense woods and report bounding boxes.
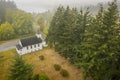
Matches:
[0,0,34,40]
[47,0,120,80]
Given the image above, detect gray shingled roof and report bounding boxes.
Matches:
[20,36,42,47]
[16,44,22,50]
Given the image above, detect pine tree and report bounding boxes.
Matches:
[80,0,120,80]
[103,0,119,27]
[9,56,33,80]
[47,6,65,47]
[47,1,120,79]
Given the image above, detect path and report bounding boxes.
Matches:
[0,40,19,52]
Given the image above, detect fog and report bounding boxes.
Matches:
[13,0,113,13]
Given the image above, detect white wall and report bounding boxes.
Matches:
[42,41,48,47]
[16,43,44,55]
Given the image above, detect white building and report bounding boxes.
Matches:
[16,34,47,55]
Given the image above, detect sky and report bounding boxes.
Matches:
[13,0,113,13]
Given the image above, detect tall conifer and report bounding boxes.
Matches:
[9,56,33,80]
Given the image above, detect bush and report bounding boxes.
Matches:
[33,74,50,80]
[0,56,4,59]
[39,55,45,60]
[60,69,69,77]
[54,64,61,71]
[33,74,39,80]
[39,74,50,80]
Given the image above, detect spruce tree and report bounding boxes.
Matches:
[47,1,120,79]
[80,0,120,80]
[9,56,33,80]
[47,6,65,47]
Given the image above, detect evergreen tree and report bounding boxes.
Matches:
[47,6,65,47]
[9,56,33,80]
[103,0,119,27]
[47,0,120,80]
[47,6,79,60]
[80,0,120,80]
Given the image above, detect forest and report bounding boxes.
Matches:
[0,0,34,40]
[47,0,120,80]
[0,0,120,80]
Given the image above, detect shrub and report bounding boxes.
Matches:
[0,56,4,59]
[60,69,69,77]
[54,64,61,71]
[39,55,45,60]
[39,74,50,80]
[33,74,39,80]
[32,74,50,80]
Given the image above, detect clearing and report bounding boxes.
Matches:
[0,48,83,80]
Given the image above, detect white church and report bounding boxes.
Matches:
[16,33,47,55]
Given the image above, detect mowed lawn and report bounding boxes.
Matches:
[0,48,83,80]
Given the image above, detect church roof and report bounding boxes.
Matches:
[20,36,42,47]
[16,44,22,50]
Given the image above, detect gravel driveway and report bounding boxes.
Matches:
[0,40,19,52]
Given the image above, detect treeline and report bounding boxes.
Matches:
[0,0,16,24]
[36,16,47,32]
[34,11,53,34]
[47,0,120,80]
[0,0,34,40]
[82,0,120,14]
[35,11,53,25]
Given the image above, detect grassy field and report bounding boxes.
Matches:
[0,48,83,80]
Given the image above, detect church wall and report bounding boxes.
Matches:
[16,43,44,55]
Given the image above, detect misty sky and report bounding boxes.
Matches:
[13,0,113,13]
